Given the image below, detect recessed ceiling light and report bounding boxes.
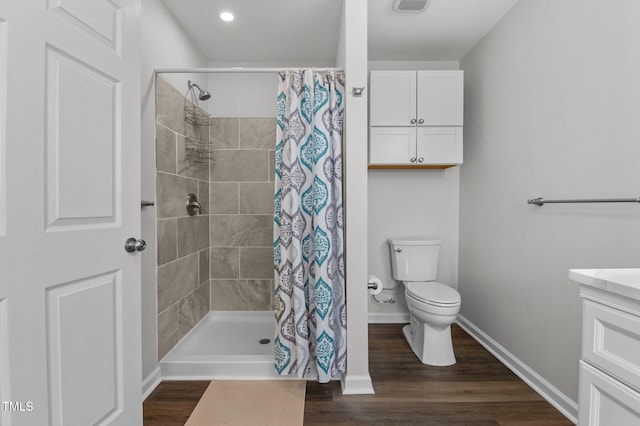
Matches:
[220,11,234,22]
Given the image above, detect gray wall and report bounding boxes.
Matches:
[155,78,211,359]
[209,116,277,311]
[459,0,640,402]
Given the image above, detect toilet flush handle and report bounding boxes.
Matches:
[394,247,403,253]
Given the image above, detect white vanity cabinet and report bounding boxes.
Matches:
[569,269,640,426]
[369,70,463,168]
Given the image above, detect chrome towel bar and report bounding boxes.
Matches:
[527,197,640,206]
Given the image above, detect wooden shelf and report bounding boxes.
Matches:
[368,164,458,170]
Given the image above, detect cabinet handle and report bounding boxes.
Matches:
[418,118,424,124]
[410,157,417,163]
[410,118,417,124]
[418,157,424,163]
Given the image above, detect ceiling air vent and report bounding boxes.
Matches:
[392,0,432,13]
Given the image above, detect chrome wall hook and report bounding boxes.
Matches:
[352,86,365,97]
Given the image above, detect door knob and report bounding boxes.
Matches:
[418,118,424,124]
[410,157,417,163]
[418,157,424,163]
[124,238,146,253]
[410,118,417,124]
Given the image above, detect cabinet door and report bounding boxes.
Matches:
[417,71,464,126]
[579,361,640,426]
[416,127,463,165]
[369,71,416,126]
[369,127,416,164]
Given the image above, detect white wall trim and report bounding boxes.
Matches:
[456,315,578,424]
[142,365,162,400]
[368,312,409,324]
[340,374,375,395]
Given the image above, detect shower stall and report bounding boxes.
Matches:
[154,73,281,379]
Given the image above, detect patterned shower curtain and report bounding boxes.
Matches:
[273,69,346,383]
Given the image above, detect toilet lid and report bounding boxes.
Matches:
[405,282,461,306]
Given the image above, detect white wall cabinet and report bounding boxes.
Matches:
[369,126,463,166]
[369,70,463,168]
[569,270,640,426]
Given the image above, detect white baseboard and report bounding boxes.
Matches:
[456,314,578,424]
[142,366,162,400]
[368,312,410,323]
[340,373,375,395]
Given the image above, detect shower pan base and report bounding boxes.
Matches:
[160,310,283,380]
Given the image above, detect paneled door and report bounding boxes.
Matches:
[0,1,142,425]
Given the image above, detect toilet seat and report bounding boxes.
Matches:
[405,282,461,307]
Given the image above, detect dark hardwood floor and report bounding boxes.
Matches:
[144,324,574,425]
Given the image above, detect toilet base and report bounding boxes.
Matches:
[402,321,456,366]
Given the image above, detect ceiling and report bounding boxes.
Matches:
[369,0,521,61]
[160,0,521,63]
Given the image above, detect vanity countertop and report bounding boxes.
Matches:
[569,268,640,301]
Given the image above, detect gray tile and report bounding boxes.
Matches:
[177,133,209,181]
[239,182,274,214]
[209,183,238,214]
[210,150,269,182]
[210,117,239,149]
[199,249,210,285]
[156,172,198,219]
[210,215,273,247]
[157,219,177,266]
[197,180,209,215]
[157,253,200,312]
[177,215,209,258]
[239,117,277,150]
[156,124,176,174]
[210,247,240,279]
[158,304,179,360]
[178,283,210,338]
[210,279,272,311]
[268,149,276,182]
[240,247,274,279]
[269,280,275,309]
[156,77,186,134]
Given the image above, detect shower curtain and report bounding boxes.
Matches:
[273,69,346,383]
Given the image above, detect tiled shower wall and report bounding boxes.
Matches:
[155,77,276,359]
[209,117,276,311]
[155,78,210,359]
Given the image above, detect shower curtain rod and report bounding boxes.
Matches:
[155,67,345,74]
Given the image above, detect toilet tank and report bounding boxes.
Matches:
[387,238,441,282]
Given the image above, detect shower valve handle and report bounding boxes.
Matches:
[187,193,201,216]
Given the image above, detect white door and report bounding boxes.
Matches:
[0,1,142,425]
[369,70,416,126]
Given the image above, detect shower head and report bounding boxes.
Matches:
[188,80,211,101]
[198,89,211,101]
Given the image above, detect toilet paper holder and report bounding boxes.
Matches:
[368,275,395,304]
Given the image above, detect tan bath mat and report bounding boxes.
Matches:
[185,380,306,426]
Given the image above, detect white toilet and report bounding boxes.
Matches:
[388,238,461,366]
